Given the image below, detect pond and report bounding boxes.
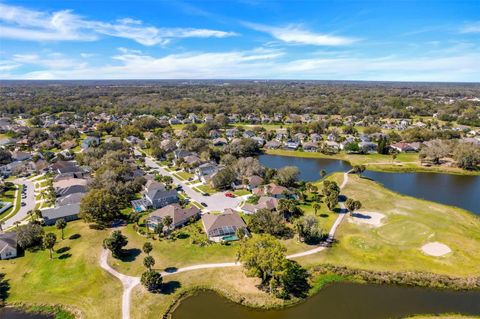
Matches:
[0,308,53,319]
[172,283,480,319]
[258,154,480,214]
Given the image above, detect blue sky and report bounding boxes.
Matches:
[0,0,479,81]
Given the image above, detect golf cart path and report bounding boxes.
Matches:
[100,171,351,319]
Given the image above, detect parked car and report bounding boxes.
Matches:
[202,193,210,196]
[225,192,235,198]
[200,202,208,207]
[21,202,26,206]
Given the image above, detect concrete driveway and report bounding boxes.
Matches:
[144,157,246,212]
[2,178,35,228]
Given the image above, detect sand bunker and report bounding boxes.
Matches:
[421,242,451,256]
[348,211,385,227]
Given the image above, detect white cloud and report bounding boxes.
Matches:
[460,22,480,33]
[5,48,479,82]
[0,3,236,45]
[246,22,357,46]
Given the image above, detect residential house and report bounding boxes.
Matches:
[241,196,279,214]
[390,142,418,153]
[81,136,100,150]
[145,204,201,230]
[284,140,300,150]
[252,136,265,146]
[202,211,248,242]
[359,141,378,153]
[245,175,264,190]
[212,138,228,147]
[195,162,220,183]
[41,203,80,226]
[302,141,318,152]
[56,184,87,198]
[0,232,17,260]
[253,183,290,199]
[12,151,32,162]
[264,140,282,149]
[143,180,178,209]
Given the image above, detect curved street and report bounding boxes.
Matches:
[99,171,351,319]
[2,178,35,229]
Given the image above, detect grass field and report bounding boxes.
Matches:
[299,173,480,276]
[0,221,122,318]
[264,149,480,176]
[232,189,251,196]
[193,184,217,194]
[172,171,194,181]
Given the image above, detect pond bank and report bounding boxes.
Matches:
[264,149,480,176]
[169,281,480,319]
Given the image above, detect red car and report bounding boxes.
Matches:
[225,192,236,198]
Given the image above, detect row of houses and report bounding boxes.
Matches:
[144,204,249,242]
[40,161,89,226]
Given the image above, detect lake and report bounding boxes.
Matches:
[0,308,53,319]
[258,154,480,214]
[172,283,480,319]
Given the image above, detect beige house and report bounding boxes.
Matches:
[0,232,18,260]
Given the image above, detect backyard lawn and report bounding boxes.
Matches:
[0,221,122,318]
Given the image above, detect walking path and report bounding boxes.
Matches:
[100,250,140,319]
[99,170,351,319]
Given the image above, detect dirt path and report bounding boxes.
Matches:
[100,171,351,319]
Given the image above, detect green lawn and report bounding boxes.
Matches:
[0,184,21,221]
[233,189,251,196]
[299,173,480,277]
[0,221,122,318]
[172,171,194,181]
[194,185,217,194]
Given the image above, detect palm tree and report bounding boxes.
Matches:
[312,202,321,215]
[43,232,57,259]
[143,256,155,270]
[55,218,67,240]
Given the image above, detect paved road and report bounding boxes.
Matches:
[100,169,352,319]
[144,156,246,212]
[2,178,35,228]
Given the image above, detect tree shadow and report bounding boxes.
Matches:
[58,253,72,260]
[0,273,10,303]
[56,246,70,254]
[69,233,81,240]
[333,207,343,214]
[161,281,181,295]
[352,213,371,219]
[176,233,190,240]
[163,267,178,274]
[119,248,141,262]
[318,214,329,218]
[338,195,347,202]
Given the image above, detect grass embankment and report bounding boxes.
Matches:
[0,221,122,318]
[299,173,480,277]
[0,184,22,221]
[264,149,480,176]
